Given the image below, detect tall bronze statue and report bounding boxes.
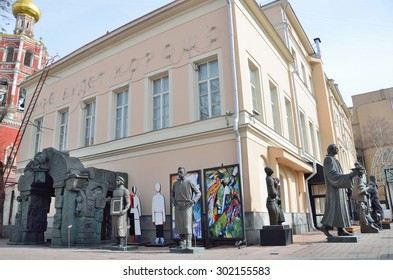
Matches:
[171,167,201,249]
[320,144,361,237]
[265,166,285,225]
[110,176,131,247]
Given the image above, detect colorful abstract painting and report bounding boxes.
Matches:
[204,164,244,240]
[170,170,204,241]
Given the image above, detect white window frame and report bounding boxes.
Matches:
[58,110,69,151]
[299,111,309,153]
[34,118,43,155]
[309,120,317,156]
[285,97,295,144]
[269,81,282,135]
[196,58,221,120]
[248,60,264,121]
[115,88,128,139]
[84,100,96,146]
[152,75,169,130]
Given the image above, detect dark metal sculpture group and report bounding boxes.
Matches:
[320,144,383,238]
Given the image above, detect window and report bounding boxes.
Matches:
[285,97,295,143]
[309,121,317,156]
[269,81,282,135]
[24,50,34,67]
[301,63,307,84]
[300,111,309,153]
[308,75,314,94]
[84,101,96,146]
[17,89,26,111]
[6,46,14,62]
[316,129,323,161]
[152,76,169,130]
[34,119,43,155]
[115,89,128,139]
[291,48,298,70]
[249,63,263,120]
[197,59,220,119]
[0,82,7,105]
[59,110,69,151]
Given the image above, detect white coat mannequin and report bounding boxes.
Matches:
[129,186,142,243]
[152,183,166,244]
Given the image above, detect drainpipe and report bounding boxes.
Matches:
[226,0,247,246]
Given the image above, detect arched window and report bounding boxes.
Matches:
[0,82,8,105]
[6,46,15,62]
[24,50,34,67]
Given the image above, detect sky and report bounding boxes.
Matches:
[4,0,393,107]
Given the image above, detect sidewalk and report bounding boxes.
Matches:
[1,227,392,260]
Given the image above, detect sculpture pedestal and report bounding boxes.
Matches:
[327,236,358,243]
[260,225,293,246]
[361,225,379,233]
[107,245,138,251]
[381,220,391,229]
[345,226,361,236]
[170,246,205,254]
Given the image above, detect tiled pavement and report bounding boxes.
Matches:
[1,226,392,260]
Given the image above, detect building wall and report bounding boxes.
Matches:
[13,0,352,240]
[352,87,393,216]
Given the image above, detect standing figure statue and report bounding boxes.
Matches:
[152,182,166,245]
[351,163,376,229]
[264,166,285,225]
[320,144,361,237]
[172,167,201,249]
[129,186,142,243]
[368,175,384,228]
[111,176,131,247]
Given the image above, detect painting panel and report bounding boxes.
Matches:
[204,164,244,240]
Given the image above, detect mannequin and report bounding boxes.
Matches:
[129,185,142,243]
[152,183,166,244]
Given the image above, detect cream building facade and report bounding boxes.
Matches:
[7,0,356,244]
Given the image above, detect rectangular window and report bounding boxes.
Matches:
[250,67,257,110]
[84,101,96,146]
[34,119,43,155]
[198,59,220,119]
[249,63,263,120]
[115,89,128,139]
[6,46,14,62]
[316,129,323,161]
[301,63,307,84]
[300,111,309,153]
[309,121,317,156]
[269,81,282,135]
[153,76,169,130]
[291,48,298,70]
[24,50,33,67]
[0,83,7,105]
[59,110,69,151]
[308,75,314,94]
[285,97,295,143]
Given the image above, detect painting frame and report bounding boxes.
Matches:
[203,164,244,241]
[170,170,204,241]
[110,198,123,216]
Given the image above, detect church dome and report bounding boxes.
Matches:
[12,0,41,23]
